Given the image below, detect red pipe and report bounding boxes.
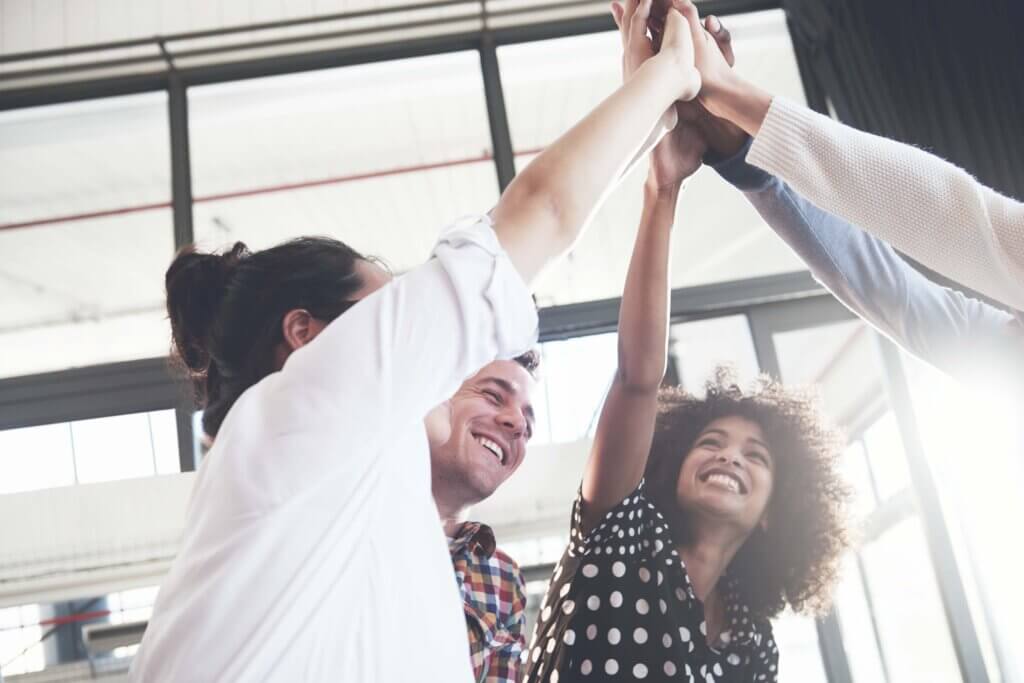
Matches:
[38,609,111,627]
[0,147,545,232]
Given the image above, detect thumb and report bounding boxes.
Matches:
[629,0,654,47]
[704,15,735,66]
[675,0,705,55]
[610,1,624,30]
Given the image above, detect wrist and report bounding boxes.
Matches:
[645,53,700,101]
[644,174,683,203]
[700,72,772,137]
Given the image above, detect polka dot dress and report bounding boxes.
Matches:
[521,482,779,682]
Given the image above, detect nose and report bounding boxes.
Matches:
[498,409,527,440]
[716,448,742,467]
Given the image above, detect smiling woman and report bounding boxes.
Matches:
[524,370,851,683]
[645,370,851,620]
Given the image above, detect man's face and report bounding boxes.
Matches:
[425,360,537,506]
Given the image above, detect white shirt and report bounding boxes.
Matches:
[131,216,538,682]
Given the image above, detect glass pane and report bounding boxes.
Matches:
[498,10,810,306]
[106,585,159,659]
[531,315,759,446]
[0,422,76,494]
[72,412,161,484]
[861,411,912,502]
[860,516,961,682]
[0,94,174,378]
[0,604,43,676]
[534,331,618,445]
[772,318,919,679]
[834,554,888,682]
[772,612,827,681]
[149,409,181,475]
[669,315,758,391]
[189,52,498,273]
[905,357,1020,680]
[0,409,179,493]
[842,439,878,520]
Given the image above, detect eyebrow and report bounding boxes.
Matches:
[480,377,536,425]
[699,428,770,452]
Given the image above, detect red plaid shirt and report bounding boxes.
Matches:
[448,522,527,683]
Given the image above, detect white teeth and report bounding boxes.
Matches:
[475,436,505,464]
[706,473,741,493]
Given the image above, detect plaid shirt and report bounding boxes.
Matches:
[448,522,527,683]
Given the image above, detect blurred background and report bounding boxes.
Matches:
[0,0,1021,681]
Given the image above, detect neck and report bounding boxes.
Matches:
[676,523,746,602]
[434,491,471,538]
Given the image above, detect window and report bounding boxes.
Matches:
[669,315,759,391]
[905,357,1018,679]
[498,10,811,307]
[0,94,174,379]
[188,52,499,271]
[529,315,758,446]
[106,585,160,659]
[772,318,972,681]
[531,331,617,445]
[0,409,180,495]
[858,517,961,682]
[0,604,44,676]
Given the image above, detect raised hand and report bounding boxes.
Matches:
[611,0,656,82]
[658,4,702,101]
[648,3,749,161]
[646,101,705,191]
[672,0,737,115]
[612,0,679,151]
[690,15,748,160]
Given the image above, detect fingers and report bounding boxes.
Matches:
[704,15,735,66]
[675,0,706,53]
[629,0,654,49]
[611,1,625,31]
[661,7,694,53]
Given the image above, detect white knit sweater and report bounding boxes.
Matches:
[747,97,1024,311]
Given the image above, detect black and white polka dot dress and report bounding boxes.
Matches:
[521,482,779,682]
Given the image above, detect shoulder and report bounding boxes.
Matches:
[569,480,675,563]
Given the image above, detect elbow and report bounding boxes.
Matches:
[499,163,581,249]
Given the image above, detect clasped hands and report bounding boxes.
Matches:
[611,0,749,192]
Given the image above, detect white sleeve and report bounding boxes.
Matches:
[272,214,538,455]
[747,97,1024,311]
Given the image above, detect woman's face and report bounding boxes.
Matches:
[675,415,775,534]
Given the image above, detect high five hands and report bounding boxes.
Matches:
[612,0,749,190]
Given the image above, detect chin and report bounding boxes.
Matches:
[466,478,501,504]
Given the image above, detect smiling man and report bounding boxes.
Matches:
[424,351,539,683]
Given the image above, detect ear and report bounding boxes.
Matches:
[281,309,325,351]
[424,400,454,450]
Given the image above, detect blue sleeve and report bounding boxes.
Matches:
[712,140,1021,386]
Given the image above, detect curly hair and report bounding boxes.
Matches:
[643,367,851,621]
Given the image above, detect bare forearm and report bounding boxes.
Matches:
[701,71,773,138]
[616,183,678,389]
[492,55,688,284]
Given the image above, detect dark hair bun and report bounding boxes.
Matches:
[165,242,249,375]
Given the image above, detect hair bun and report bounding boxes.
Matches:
[165,242,250,375]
